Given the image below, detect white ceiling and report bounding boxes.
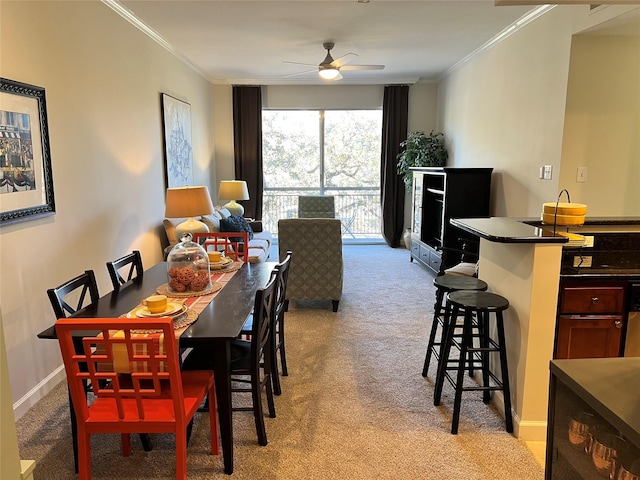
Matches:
[114,0,537,85]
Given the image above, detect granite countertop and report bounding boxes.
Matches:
[451,217,640,277]
[450,217,568,244]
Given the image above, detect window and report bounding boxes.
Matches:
[262,109,382,239]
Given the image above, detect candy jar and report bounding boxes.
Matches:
[166,233,211,293]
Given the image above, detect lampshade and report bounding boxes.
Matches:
[218,180,250,216]
[165,186,215,240]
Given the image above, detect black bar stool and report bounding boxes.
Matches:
[422,274,488,377]
[433,290,513,435]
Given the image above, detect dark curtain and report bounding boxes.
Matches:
[232,86,263,220]
[380,85,409,247]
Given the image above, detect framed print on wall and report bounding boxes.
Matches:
[161,93,194,188]
[0,78,55,226]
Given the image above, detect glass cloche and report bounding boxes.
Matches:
[166,233,211,293]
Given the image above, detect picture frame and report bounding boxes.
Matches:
[0,78,55,226]
[161,93,194,188]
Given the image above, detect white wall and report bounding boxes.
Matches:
[437,5,640,218]
[0,1,216,416]
[558,34,640,215]
[439,7,574,217]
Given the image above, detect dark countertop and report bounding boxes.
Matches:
[550,358,640,448]
[451,217,568,244]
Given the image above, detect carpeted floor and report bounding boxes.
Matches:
[16,244,544,479]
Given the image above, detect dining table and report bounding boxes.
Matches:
[38,260,276,475]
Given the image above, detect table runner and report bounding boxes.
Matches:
[103,268,240,373]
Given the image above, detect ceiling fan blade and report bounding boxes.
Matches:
[283,68,319,78]
[340,65,385,71]
[283,60,318,67]
[331,53,357,68]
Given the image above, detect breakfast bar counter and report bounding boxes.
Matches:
[451,217,568,441]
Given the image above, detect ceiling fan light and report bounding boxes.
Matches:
[319,68,340,80]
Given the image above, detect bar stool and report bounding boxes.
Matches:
[422,274,488,377]
[433,290,513,435]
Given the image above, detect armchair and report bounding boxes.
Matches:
[298,195,335,218]
[277,218,343,312]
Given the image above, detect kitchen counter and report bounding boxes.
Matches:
[450,216,640,442]
[451,217,568,243]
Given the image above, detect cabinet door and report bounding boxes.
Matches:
[555,315,624,359]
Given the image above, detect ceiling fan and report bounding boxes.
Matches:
[284,42,385,80]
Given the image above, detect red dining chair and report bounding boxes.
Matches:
[55,317,219,480]
[193,231,249,263]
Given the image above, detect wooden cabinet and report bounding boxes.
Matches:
[409,167,492,274]
[555,279,627,359]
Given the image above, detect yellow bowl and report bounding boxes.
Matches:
[541,212,586,226]
[543,202,587,216]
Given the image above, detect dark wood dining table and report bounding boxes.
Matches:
[38,261,276,475]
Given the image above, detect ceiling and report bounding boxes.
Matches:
[113,1,640,86]
[114,0,538,85]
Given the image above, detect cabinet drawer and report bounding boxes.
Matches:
[411,240,420,257]
[560,286,625,314]
[418,245,430,264]
[429,250,442,273]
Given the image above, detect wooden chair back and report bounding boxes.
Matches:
[106,250,143,290]
[193,231,249,263]
[47,270,99,319]
[55,317,218,479]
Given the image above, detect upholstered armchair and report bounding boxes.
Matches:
[277,218,343,312]
[297,195,335,218]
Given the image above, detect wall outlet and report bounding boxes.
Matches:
[583,235,594,248]
[573,256,592,267]
[542,165,553,180]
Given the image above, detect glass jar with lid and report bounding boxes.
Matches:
[166,233,211,293]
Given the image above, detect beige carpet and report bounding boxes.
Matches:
[17,244,544,479]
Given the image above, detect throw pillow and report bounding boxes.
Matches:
[200,214,221,233]
[219,214,254,242]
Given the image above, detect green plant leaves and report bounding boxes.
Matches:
[396,130,448,188]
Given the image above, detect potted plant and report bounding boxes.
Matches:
[396,130,448,189]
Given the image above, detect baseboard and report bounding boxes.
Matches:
[491,390,548,441]
[21,460,36,480]
[13,365,66,420]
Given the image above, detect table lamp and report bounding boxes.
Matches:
[218,180,249,216]
[165,186,215,239]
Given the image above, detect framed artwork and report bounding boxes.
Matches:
[0,78,55,226]
[161,93,194,188]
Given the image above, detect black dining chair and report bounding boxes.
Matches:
[47,270,100,319]
[106,250,143,291]
[184,274,278,445]
[239,251,293,396]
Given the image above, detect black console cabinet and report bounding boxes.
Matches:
[409,167,493,274]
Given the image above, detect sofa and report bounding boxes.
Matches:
[164,207,273,263]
